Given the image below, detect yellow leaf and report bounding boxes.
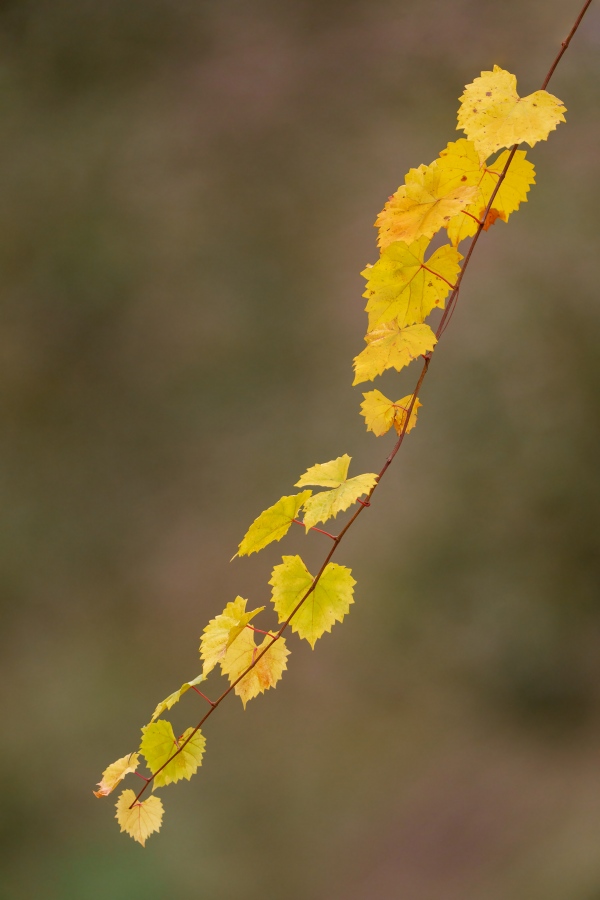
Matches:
[444,144,536,246]
[150,674,206,723]
[363,236,461,329]
[457,65,566,160]
[115,789,163,846]
[93,752,140,798]
[360,390,422,437]
[236,491,312,557]
[296,454,351,488]
[200,596,264,676]
[376,159,477,250]
[140,720,206,788]
[352,322,436,385]
[220,627,289,708]
[270,555,355,648]
[296,455,378,529]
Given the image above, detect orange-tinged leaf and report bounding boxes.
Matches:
[236,491,312,557]
[363,236,461,329]
[376,159,477,250]
[457,65,566,159]
[200,596,264,676]
[115,789,163,846]
[360,390,422,437]
[352,322,436,385]
[93,752,140,798]
[220,627,289,708]
[140,720,206,788]
[445,145,535,245]
[270,555,355,648]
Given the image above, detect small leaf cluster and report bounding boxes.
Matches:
[95,65,566,845]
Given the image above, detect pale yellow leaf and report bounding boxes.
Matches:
[200,596,264,676]
[376,159,477,250]
[220,627,289,708]
[150,674,206,723]
[236,491,312,557]
[270,555,355,648]
[115,789,163,846]
[352,322,436,385]
[296,454,351,488]
[140,720,206,789]
[363,237,461,329]
[457,65,566,159]
[93,752,140,798]
[360,390,422,437]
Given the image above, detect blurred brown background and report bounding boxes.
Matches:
[1,1,599,897]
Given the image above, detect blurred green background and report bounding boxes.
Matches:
[1,1,599,897]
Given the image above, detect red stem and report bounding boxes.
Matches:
[129,1,592,808]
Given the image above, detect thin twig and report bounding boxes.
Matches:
[130,0,593,807]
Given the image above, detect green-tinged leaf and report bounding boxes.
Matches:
[200,596,264,676]
[150,674,206,723]
[116,790,163,846]
[236,491,312,557]
[220,627,289,709]
[296,454,351,488]
[352,322,436,385]
[303,474,378,530]
[270,555,355,648]
[94,752,140,798]
[140,720,206,789]
[296,455,378,530]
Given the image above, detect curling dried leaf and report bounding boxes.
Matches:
[360,390,422,437]
[94,752,140,798]
[352,322,436,385]
[363,236,461,329]
[200,596,264,676]
[115,790,163,846]
[140,720,206,789]
[270,555,355,648]
[236,491,312,557]
[457,65,566,159]
[150,674,206,723]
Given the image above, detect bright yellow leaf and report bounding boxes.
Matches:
[269,555,355,648]
[200,596,264,676]
[360,390,422,437]
[363,236,461,329]
[236,491,312,557]
[150,674,206,723]
[352,322,436,385]
[457,65,566,160]
[376,158,477,250]
[115,789,163,846]
[444,144,536,245]
[140,720,206,789]
[295,455,378,529]
[220,627,289,708]
[93,752,140,798]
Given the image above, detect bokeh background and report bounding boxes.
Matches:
[1,1,599,897]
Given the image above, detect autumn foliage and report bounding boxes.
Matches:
[96,64,570,844]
